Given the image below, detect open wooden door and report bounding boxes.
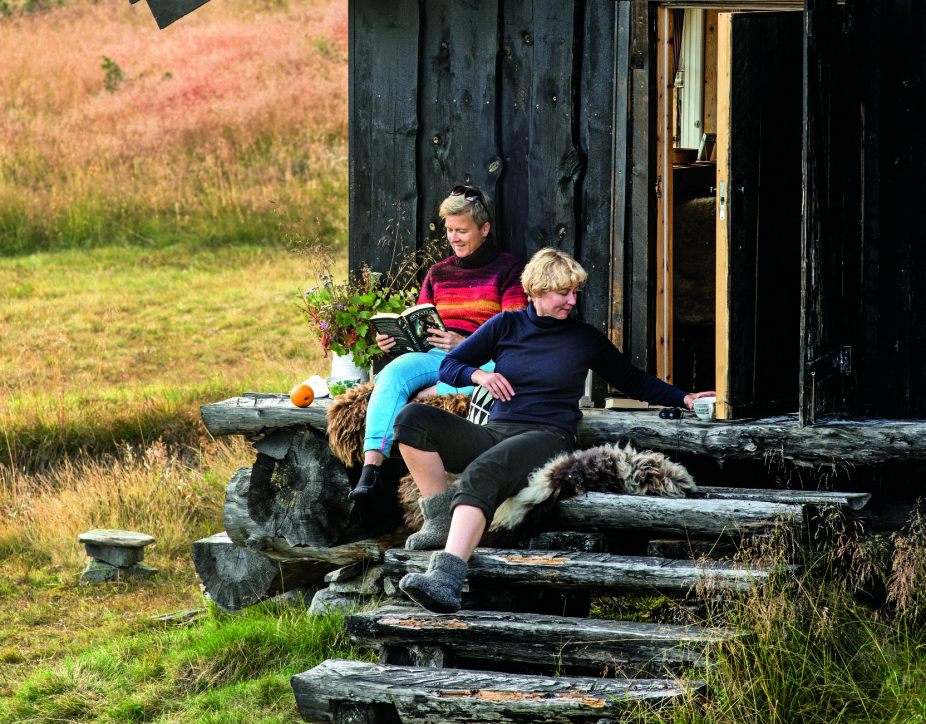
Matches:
[800,0,856,426]
[715,11,803,420]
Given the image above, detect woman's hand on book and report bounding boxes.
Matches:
[426,329,465,352]
[375,332,396,353]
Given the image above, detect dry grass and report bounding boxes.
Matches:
[0,437,255,568]
[0,0,348,253]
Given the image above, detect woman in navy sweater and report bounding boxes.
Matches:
[393,248,714,613]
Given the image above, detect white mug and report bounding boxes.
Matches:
[693,396,716,421]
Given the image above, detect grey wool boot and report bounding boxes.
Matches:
[404,489,454,551]
[399,551,468,613]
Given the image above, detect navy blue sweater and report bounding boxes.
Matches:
[439,304,689,435]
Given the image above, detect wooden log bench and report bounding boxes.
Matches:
[345,604,745,677]
[290,659,706,724]
[201,393,926,467]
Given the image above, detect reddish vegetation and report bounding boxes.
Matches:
[0,0,348,217]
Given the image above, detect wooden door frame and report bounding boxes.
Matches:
[715,11,732,419]
[655,6,676,385]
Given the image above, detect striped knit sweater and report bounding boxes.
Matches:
[418,240,528,336]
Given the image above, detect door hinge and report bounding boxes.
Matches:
[835,346,852,375]
[655,175,662,199]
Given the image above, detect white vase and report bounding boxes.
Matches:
[330,352,370,383]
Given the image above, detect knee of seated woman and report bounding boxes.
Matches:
[375,352,437,386]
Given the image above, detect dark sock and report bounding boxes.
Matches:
[349,464,380,500]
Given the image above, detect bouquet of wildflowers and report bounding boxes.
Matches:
[299,265,416,370]
[293,204,446,371]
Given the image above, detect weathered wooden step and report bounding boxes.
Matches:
[291,659,705,724]
[384,548,798,598]
[346,605,743,676]
[695,486,871,510]
[553,492,806,537]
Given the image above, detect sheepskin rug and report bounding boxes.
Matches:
[399,442,697,544]
[326,380,469,467]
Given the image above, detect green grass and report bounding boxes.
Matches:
[0,594,375,724]
[0,239,347,470]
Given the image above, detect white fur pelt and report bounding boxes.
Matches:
[399,442,696,540]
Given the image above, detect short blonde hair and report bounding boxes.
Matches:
[521,248,587,298]
[439,187,492,228]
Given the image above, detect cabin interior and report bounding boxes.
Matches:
[653,6,803,421]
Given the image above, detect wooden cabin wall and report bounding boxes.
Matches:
[349,0,653,364]
[812,0,926,419]
[855,0,926,419]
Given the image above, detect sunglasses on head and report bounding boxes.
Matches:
[450,185,487,208]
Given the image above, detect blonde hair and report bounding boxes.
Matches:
[439,187,492,228]
[521,248,587,298]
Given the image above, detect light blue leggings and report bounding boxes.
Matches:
[363,347,495,457]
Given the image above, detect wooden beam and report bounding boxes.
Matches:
[703,10,720,137]
[655,7,675,385]
[385,548,797,597]
[200,396,926,467]
[553,491,804,537]
[715,13,732,419]
[291,659,706,724]
[345,605,744,675]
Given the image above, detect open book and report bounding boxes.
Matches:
[370,303,447,355]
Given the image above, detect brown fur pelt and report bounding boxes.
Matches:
[399,442,697,543]
[325,380,470,467]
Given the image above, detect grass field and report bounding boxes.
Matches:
[0,1,367,719]
[3,1,926,723]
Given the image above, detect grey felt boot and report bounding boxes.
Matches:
[404,489,454,550]
[399,551,468,613]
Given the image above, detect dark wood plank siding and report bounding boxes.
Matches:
[349,0,420,272]
[625,1,656,369]
[803,0,926,420]
[417,0,501,250]
[609,1,633,351]
[579,0,619,336]
[525,3,581,261]
[498,1,534,263]
[351,0,622,336]
[861,0,926,418]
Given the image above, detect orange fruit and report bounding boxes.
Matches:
[289,383,314,407]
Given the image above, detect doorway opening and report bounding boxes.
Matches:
[655,6,803,419]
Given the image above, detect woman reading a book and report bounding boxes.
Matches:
[349,185,528,500]
[391,248,716,613]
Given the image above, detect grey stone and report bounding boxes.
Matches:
[308,587,369,616]
[323,562,366,583]
[329,566,385,596]
[383,576,401,598]
[78,529,155,548]
[83,542,145,568]
[270,587,315,608]
[80,560,158,584]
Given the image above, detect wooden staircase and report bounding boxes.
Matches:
[289,543,789,722]
[194,395,871,722]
